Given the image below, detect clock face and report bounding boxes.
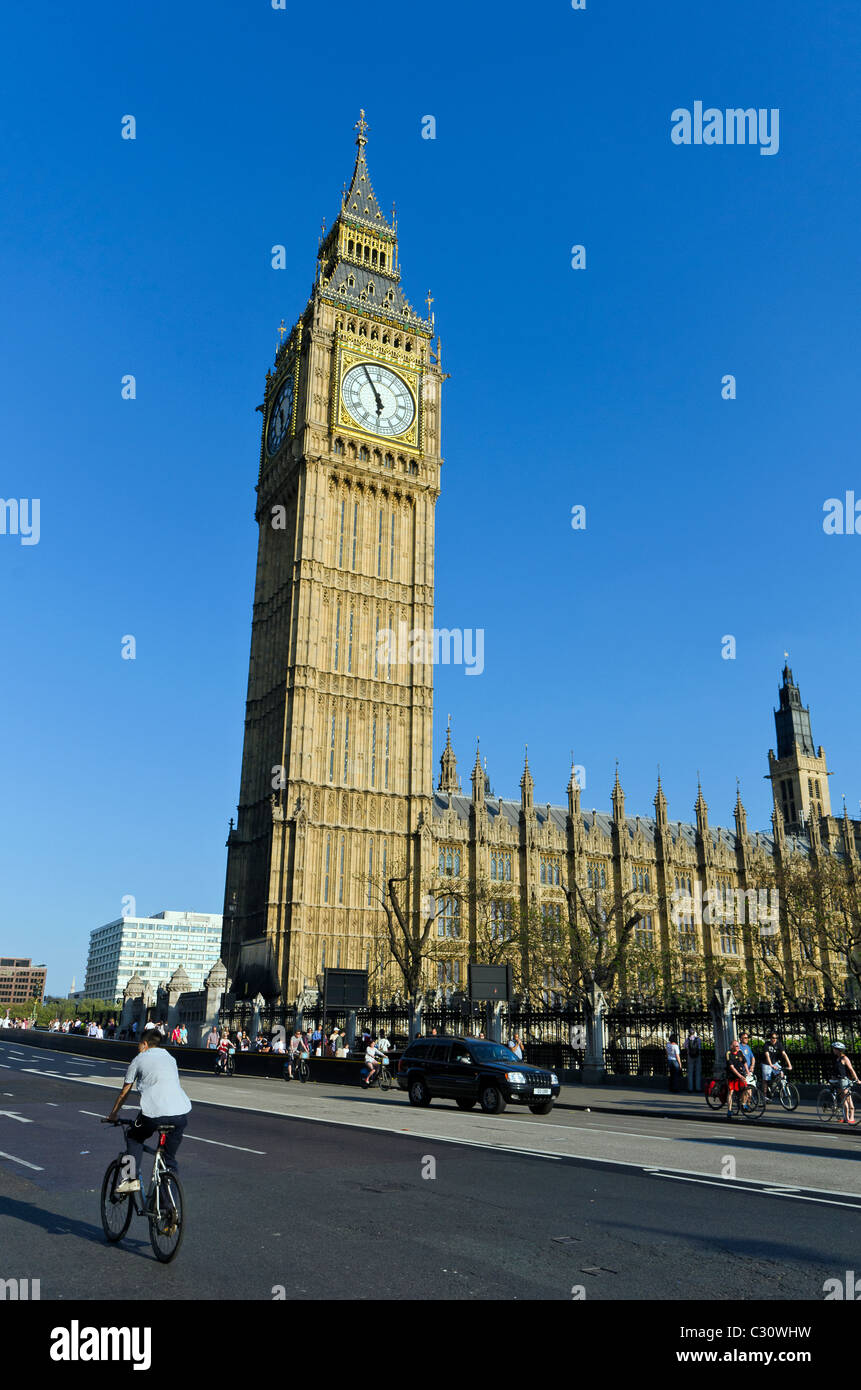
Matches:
[341,361,415,437]
[266,376,294,455]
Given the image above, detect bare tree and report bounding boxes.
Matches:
[761,852,861,1004]
[557,876,649,1003]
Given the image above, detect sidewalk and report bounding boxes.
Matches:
[554,1079,840,1134]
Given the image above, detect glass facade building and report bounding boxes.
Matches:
[83,910,223,1002]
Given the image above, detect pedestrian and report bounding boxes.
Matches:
[666,1033,682,1092]
[179,1024,188,1046]
[683,1026,702,1093]
[508,1035,523,1061]
[171,1024,181,1045]
[205,1024,219,1049]
[725,1038,751,1120]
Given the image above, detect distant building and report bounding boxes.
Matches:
[0,957,47,1008]
[83,910,223,1002]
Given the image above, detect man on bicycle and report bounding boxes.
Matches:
[725,1038,751,1121]
[831,1041,859,1125]
[762,1031,792,1090]
[105,1026,191,1193]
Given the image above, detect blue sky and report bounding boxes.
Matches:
[2,1,859,994]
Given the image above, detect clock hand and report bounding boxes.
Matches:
[362,364,384,415]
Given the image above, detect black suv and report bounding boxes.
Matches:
[396,1036,560,1115]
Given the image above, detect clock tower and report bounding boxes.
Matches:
[222,112,444,1003]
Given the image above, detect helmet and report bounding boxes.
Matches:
[832,1040,846,1051]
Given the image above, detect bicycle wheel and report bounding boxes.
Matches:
[297,1057,309,1083]
[379,1065,393,1091]
[779,1081,800,1112]
[705,1080,725,1110]
[100,1159,134,1243]
[739,1089,762,1120]
[148,1171,185,1263]
[226,1055,235,1077]
[816,1088,837,1123]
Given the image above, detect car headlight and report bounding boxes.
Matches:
[550,1074,559,1086]
[506,1071,527,1084]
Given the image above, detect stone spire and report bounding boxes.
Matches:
[611,762,625,823]
[734,780,748,840]
[470,740,485,806]
[654,769,668,828]
[567,756,581,819]
[842,797,856,859]
[520,746,534,811]
[437,715,460,794]
[695,775,709,837]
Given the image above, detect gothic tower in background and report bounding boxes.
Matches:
[222,112,444,1002]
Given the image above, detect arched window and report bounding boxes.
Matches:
[359,445,369,461]
[324,835,331,902]
[333,438,345,456]
[347,239,354,255]
[379,252,386,269]
[490,853,497,881]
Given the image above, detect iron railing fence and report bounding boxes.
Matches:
[214,998,861,1082]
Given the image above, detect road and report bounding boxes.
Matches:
[0,1038,857,1300]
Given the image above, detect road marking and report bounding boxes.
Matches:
[184,1135,266,1155]
[647,1171,861,1210]
[0,1111,32,1124]
[0,1149,43,1171]
[46,1102,58,1106]
[0,1064,11,1069]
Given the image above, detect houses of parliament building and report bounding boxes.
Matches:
[220,114,859,1007]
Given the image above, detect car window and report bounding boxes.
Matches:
[429,1043,452,1062]
[468,1042,522,1064]
[453,1050,472,1065]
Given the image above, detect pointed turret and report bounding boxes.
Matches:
[843,797,857,859]
[520,747,534,811]
[695,776,709,838]
[567,757,581,819]
[470,740,485,807]
[771,802,786,852]
[314,110,431,333]
[611,763,625,824]
[734,781,748,840]
[437,716,460,794]
[654,771,668,829]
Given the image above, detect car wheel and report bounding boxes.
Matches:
[479,1084,506,1114]
[455,1098,476,1111]
[409,1077,432,1107]
[528,1101,554,1115]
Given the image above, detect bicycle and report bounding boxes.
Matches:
[283,1051,310,1082]
[705,1077,727,1109]
[363,1057,393,1091]
[100,1119,185,1263]
[214,1047,235,1077]
[763,1069,800,1111]
[706,1075,761,1118]
[816,1079,861,1124]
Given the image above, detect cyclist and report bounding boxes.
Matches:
[105,1026,191,1193]
[215,1028,234,1074]
[831,1041,859,1125]
[362,1035,382,1088]
[285,1029,306,1079]
[762,1030,792,1094]
[725,1038,751,1121]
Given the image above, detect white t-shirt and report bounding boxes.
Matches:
[124,1048,192,1118]
[364,1045,379,1066]
[377,1037,390,1054]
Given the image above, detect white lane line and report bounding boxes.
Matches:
[0,1149,43,1171]
[46,1102,58,1106]
[184,1135,266,1155]
[0,1064,11,1069]
[76,1109,264,1155]
[648,1172,861,1210]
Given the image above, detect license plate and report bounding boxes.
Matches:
[534,1087,551,1095]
